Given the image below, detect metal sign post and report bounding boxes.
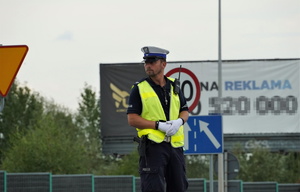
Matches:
[0,96,4,112]
[214,151,240,192]
[218,0,224,191]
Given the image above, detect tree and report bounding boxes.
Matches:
[186,155,210,178]
[232,144,300,183]
[1,103,90,174]
[110,150,139,176]
[0,81,94,174]
[0,81,44,160]
[283,152,300,183]
[75,83,102,173]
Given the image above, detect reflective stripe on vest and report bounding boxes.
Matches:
[136,78,184,147]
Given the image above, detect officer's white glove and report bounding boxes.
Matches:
[166,118,184,136]
[157,122,172,132]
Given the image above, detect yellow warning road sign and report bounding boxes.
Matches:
[0,45,28,97]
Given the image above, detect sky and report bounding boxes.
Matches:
[1,0,299,111]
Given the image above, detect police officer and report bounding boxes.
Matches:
[127,46,189,192]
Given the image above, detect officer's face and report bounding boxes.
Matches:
[144,59,166,77]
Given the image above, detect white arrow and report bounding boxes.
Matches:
[184,123,191,151]
[199,120,221,149]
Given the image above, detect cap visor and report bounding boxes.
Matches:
[143,56,162,63]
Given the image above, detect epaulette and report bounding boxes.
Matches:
[131,77,147,89]
[135,77,147,85]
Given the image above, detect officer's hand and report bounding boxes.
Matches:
[157,122,172,132]
[166,118,183,136]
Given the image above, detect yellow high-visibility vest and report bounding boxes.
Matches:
[136,78,184,148]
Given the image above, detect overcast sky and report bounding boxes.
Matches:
[1,0,299,111]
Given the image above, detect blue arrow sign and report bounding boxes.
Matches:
[184,115,223,154]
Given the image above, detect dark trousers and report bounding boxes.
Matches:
[139,140,188,192]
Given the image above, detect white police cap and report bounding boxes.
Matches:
[141,46,170,60]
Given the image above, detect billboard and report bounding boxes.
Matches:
[100,59,300,142]
[100,63,145,138]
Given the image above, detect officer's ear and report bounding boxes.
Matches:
[161,59,167,68]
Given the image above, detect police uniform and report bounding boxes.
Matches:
[127,46,189,192]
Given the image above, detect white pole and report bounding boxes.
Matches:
[218,0,224,191]
[224,152,228,192]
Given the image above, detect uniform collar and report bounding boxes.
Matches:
[146,76,171,88]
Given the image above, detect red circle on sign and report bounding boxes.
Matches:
[166,67,201,112]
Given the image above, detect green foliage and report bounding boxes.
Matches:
[0,81,44,153]
[283,152,300,183]
[76,83,101,131]
[186,155,210,179]
[236,148,283,181]
[232,144,300,183]
[1,103,90,174]
[0,81,97,174]
[75,83,102,173]
[110,149,139,176]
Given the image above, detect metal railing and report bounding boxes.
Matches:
[0,171,299,192]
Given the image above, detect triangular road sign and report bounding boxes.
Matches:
[0,45,28,97]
